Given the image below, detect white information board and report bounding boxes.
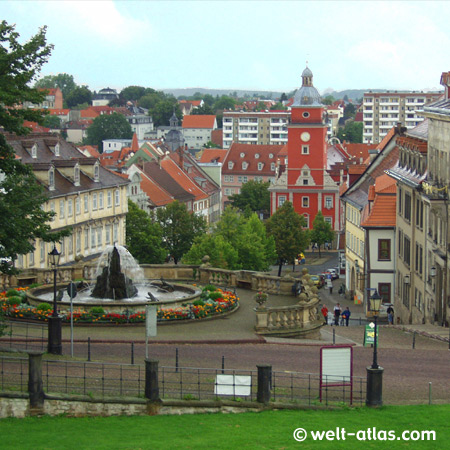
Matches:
[214,375,251,396]
[321,346,352,383]
[146,305,157,337]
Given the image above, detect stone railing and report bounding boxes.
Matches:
[254,270,322,339]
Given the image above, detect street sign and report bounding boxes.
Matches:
[67,282,77,298]
[364,323,378,347]
[146,305,157,337]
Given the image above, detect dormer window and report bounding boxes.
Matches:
[74,165,80,186]
[49,167,55,190]
[31,143,37,158]
[271,162,276,171]
[228,161,234,170]
[269,153,273,158]
[94,163,100,182]
[257,162,263,171]
[240,152,245,158]
[242,162,248,170]
[54,143,60,156]
[255,153,260,159]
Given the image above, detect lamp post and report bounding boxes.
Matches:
[366,289,383,406]
[47,244,62,355]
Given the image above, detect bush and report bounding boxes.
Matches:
[7,296,22,306]
[6,289,19,297]
[90,307,105,315]
[37,302,52,311]
[208,292,224,301]
[202,284,217,292]
[192,300,205,306]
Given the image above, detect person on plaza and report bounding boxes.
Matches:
[341,307,351,326]
[321,304,328,325]
[333,303,342,326]
[387,305,394,325]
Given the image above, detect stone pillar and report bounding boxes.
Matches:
[28,351,45,413]
[47,316,62,355]
[366,366,384,407]
[145,359,160,402]
[257,364,272,404]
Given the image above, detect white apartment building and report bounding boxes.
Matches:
[222,111,290,148]
[362,91,441,144]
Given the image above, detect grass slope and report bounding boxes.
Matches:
[1,405,448,449]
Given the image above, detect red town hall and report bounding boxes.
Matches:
[270,67,340,230]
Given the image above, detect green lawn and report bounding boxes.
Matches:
[1,405,448,449]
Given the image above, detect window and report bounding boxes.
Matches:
[257,162,263,171]
[404,236,411,266]
[303,214,309,228]
[49,202,55,221]
[54,143,60,156]
[91,226,96,248]
[40,241,45,262]
[84,195,89,213]
[59,200,65,219]
[242,162,248,170]
[325,197,333,209]
[92,193,98,210]
[94,164,100,181]
[107,191,112,208]
[398,187,403,215]
[324,217,332,225]
[302,112,310,118]
[76,230,81,253]
[97,227,102,247]
[85,228,89,250]
[271,163,275,171]
[31,144,37,158]
[76,196,80,215]
[29,249,35,266]
[228,162,234,169]
[243,176,248,183]
[302,145,309,154]
[68,199,73,217]
[302,196,309,207]
[278,196,286,207]
[115,189,120,206]
[49,168,55,190]
[378,283,391,303]
[378,239,391,260]
[74,166,80,185]
[303,179,309,185]
[99,192,104,209]
[113,224,118,242]
[224,175,234,182]
[105,225,111,245]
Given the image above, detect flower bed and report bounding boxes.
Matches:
[0,286,239,324]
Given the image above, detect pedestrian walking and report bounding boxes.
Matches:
[387,305,394,325]
[321,304,328,325]
[333,303,342,326]
[341,307,351,326]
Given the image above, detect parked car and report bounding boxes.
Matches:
[310,274,325,288]
[326,268,339,280]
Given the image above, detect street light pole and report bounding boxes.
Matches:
[47,244,62,355]
[366,289,383,407]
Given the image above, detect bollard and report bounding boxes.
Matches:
[412,332,416,349]
[222,355,225,374]
[28,351,45,411]
[87,337,91,362]
[131,342,134,365]
[145,359,160,402]
[257,364,272,404]
[175,347,179,373]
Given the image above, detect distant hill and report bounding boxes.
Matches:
[162,87,285,99]
[321,89,384,101]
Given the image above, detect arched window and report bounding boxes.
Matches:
[49,168,55,190]
[94,164,100,182]
[74,165,80,185]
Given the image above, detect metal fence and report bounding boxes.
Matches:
[0,321,47,352]
[0,356,366,406]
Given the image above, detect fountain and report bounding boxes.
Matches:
[27,245,201,313]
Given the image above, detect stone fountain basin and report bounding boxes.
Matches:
[27,283,202,314]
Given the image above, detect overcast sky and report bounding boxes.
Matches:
[3,1,449,94]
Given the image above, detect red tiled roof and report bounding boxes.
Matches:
[375,174,397,194]
[361,195,396,227]
[182,115,216,129]
[368,185,375,201]
[78,145,101,158]
[199,148,228,163]
[23,121,50,132]
[140,173,174,206]
[377,127,396,151]
[131,133,139,152]
[344,143,377,162]
[49,109,70,116]
[348,164,367,175]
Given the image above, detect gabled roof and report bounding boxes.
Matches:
[77,145,101,158]
[361,187,397,228]
[182,115,216,129]
[199,148,228,163]
[344,143,377,163]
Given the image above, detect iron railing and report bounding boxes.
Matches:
[0,356,28,392]
[0,321,47,352]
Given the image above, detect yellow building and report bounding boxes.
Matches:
[7,133,129,270]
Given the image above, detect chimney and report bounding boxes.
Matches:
[368,149,378,162]
[440,71,450,100]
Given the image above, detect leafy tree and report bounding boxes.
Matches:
[42,115,61,129]
[120,85,147,102]
[182,234,240,269]
[204,140,220,149]
[266,202,310,277]
[156,201,207,264]
[270,102,287,111]
[337,121,363,143]
[138,91,165,110]
[214,96,235,111]
[192,104,215,115]
[344,103,356,119]
[85,112,133,152]
[35,73,77,98]
[203,94,215,107]
[228,180,270,216]
[125,200,166,264]
[322,95,336,105]
[66,86,92,108]
[150,99,182,127]
[310,211,335,257]
[0,21,70,274]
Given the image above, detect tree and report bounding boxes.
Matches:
[66,86,92,108]
[156,201,207,264]
[337,121,363,143]
[228,180,270,216]
[42,115,61,129]
[270,102,287,111]
[214,96,235,111]
[0,21,69,274]
[322,95,336,105]
[125,200,166,264]
[120,85,147,102]
[344,103,356,119]
[192,104,215,115]
[310,211,335,257]
[151,99,182,127]
[85,112,133,152]
[138,90,165,110]
[35,73,77,99]
[265,202,310,276]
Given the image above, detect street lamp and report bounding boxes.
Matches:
[366,289,383,407]
[47,244,62,355]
